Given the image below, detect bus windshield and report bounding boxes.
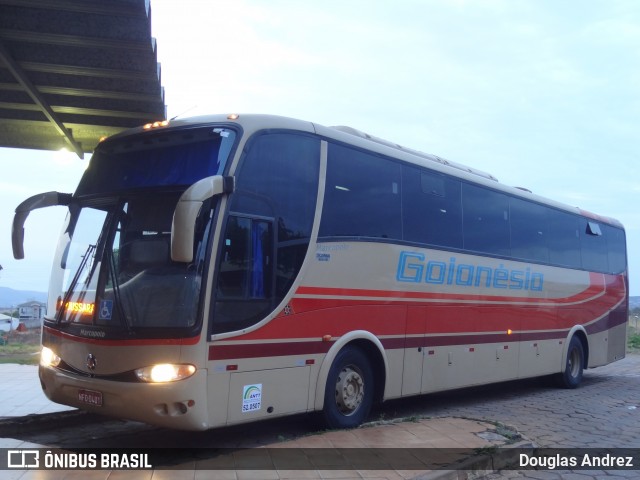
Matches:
[46,126,237,336]
[76,126,236,196]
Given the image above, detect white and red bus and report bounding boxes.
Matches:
[13,114,628,431]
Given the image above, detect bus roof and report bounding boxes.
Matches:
[100,113,624,229]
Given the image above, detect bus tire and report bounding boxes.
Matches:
[557,335,585,389]
[322,346,374,429]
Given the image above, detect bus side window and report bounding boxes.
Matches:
[402,166,462,249]
[509,197,549,263]
[212,133,320,335]
[214,215,274,333]
[580,219,608,272]
[462,183,510,256]
[605,225,627,274]
[320,143,402,240]
[217,215,273,299]
[547,210,581,269]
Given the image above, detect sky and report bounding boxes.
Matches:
[0,0,638,296]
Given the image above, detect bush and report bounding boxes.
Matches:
[628,332,640,351]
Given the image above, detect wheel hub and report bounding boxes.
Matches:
[335,366,364,415]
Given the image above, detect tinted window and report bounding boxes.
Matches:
[509,197,549,263]
[462,184,510,256]
[214,215,274,333]
[606,225,627,274]
[580,219,608,272]
[547,210,581,268]
[403,166,462,248]
[78,127,236,195]
[231,133,320,242]
[213,133,320,334]
[320,143,402,239]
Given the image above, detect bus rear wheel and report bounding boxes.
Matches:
[557,335,585,389]
[322,346,374,429]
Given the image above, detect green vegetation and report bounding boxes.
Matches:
[0,329,41,365]
[628,330,640,351]
[628,309,640,352]
[0,342,40,364]
[493,422,521,443]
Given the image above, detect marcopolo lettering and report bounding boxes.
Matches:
[396,251,544,291]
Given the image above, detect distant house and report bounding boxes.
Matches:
[18,301,46,328]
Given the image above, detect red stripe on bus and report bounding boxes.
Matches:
[233,273,625,341]
[402,330,572,349]
[208,341,331,360]
[206,330,557,361]
[236,297,619,341]
[207,311,626,361]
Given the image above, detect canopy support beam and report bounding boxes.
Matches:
[0,39,84,158]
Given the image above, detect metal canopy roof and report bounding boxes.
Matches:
[0,0,166,158]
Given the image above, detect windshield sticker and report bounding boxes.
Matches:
[316,253,331,262]
[98,300,113,320]
[242,384,262,413]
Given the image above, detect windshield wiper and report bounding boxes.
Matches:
[107,251,131,332]
[56,243,96,324]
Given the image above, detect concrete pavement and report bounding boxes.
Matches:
[0,363,519,479]
[0,364,74,417]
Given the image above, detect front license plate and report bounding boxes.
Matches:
[78,389,103,407]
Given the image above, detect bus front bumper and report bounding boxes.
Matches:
[39,365,210,431]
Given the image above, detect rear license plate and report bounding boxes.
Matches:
[78,389,103,406]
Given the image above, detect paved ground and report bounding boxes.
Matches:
[420,354,640,449]
[0,364,74,417]
[401,354,640,479]
[2,354,639,479]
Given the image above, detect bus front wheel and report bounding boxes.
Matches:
[557,335,585,389]
[322,346,374,429]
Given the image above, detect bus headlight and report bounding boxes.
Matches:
[40,347,61,368]
[135,364,196,383]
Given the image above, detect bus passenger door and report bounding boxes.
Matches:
[402,306,425,396]
[213,214,275,335]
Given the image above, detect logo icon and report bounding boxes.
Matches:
[86,353,97,371]
[7,450,39,468]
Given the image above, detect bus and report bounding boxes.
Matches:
[13,114,628,431]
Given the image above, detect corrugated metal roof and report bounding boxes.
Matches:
[0,0,166,158]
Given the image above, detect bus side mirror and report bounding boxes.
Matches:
[171,175,234,263]
[12,191,73,260]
